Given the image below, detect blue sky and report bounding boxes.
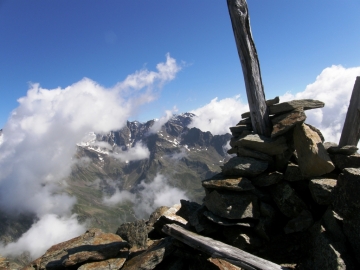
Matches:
[0,0,359,128]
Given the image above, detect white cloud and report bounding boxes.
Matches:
[0,214,85,259]
[0,54,181,258]
[112,142,150,162]
[133,174,188,218]
[189,95,249,135]
[101,173,188,219]
[148,107,177,134]
[280,65,360,144]
[167,147,188,160]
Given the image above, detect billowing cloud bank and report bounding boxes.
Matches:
[190,65,360,145]
[0,54,181,258]
[103,173,189,218]
[189,95,249,135]
[280,65,360,144]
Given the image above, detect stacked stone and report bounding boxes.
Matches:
[185,97,359,268]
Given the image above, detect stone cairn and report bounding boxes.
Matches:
[21,98,360,270]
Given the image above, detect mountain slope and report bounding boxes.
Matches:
[66,113,231,232]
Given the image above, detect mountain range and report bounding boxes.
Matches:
[0,113,232,247]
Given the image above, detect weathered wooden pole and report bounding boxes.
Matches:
[227,0,271,137]
[339,77,360,147]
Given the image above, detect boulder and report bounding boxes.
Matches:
[309,178,337,205]
[233,146,273,161]
[153,204,188,234]
[306,123,325,142]
[203,211,256,227]
[327,144,358,155]
[284,210,313,234]
[330,153,360,170]
[293,123,335,177]
[271,107,306,138]
[202,173,255,192]
[116,219,148,250]
[284,163,304,181]
[220,156,268,177]
[251,171,283,187]
[271,182,308,218]
[269,99,324,115]
[28,228,129,270]
[233,134,288,155]
[204,190,260,220]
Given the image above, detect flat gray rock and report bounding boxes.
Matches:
[221,156,268,177]
[251,171,283,187]
[233,134,288,156]
[327,145,358,155]
[202,173,255,191]
[284,163,304,181]
[241,96,280,119]
[330,153,360,170]
[271,182,307,218]
[229,125,252,136]
[284,210,313,234]
[269,99,324,115]
[203,211,256,227]
[204,190,260,220]
[309,178,337,205]
[271,107,306,138]
[234,146,273,161]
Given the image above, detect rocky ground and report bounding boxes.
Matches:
[2,98,360,269]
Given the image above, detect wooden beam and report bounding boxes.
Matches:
[339,77,360,147]
[227,0,271,137]
[162,224,288,270]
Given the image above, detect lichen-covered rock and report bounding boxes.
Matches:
[202,173,255,191]
[293,123,334,177]
[77,256,127,270]
[121,237,175,270]
[221,156,268,177]
[309,178,337,205]
[271,107,306,138]
[204,190,260,220]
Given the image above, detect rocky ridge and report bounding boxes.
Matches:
[11,98,360,269]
